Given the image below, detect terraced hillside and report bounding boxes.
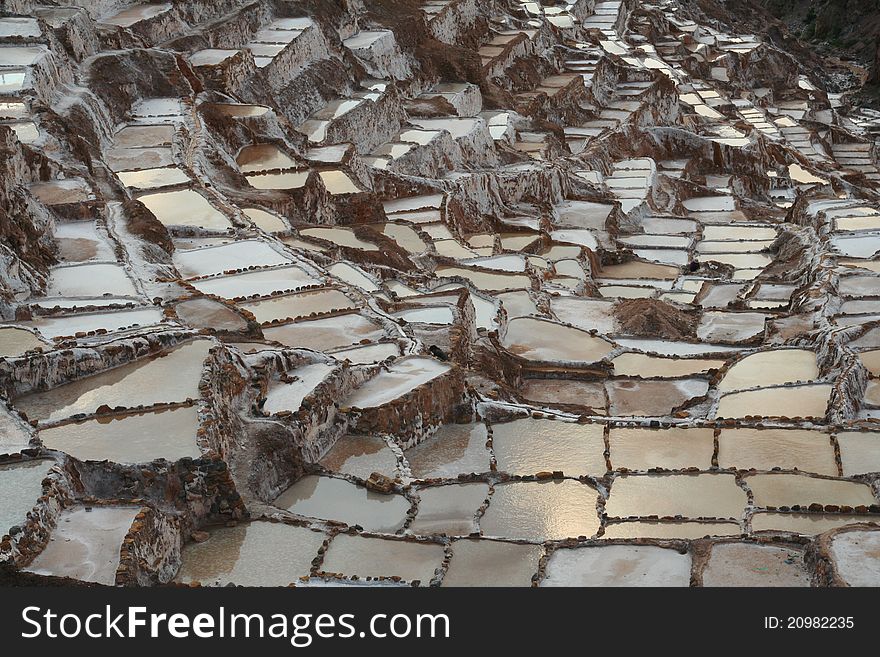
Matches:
[1,0,880,587]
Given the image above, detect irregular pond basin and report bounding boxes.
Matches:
[175,521,325,586]
[24,506,139,585]
[274,475,409,533]
[479,480,600,541]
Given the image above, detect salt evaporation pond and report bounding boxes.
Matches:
[442,539,543,587]
[541,545,691,587]
[191,265,320,299]
[38,405,202,463]
[138,189,231,230]
[320,533,444,583]
[173,240,290,279]
[263,363,335,414]
[405,423,491,479]
[717,349,818,391]
[409,483,490,536]
[602,521,741,540]
[0,459,53,534]
[175,521,326,586]
[490,418,606,476]
[717,428,837,475]
[501,317,615,363]
[24,506,139,585]
[263,313,385,351]
[274,475,409,532]
[479,480,600,541]
[715,384,832,419]
[0,326,46,357]
[342,357,450,409]
[605,474,746,519]
[744,473,877,508]
[319,435,399,480]
[242,289,354,324]
[608,427,715,470]
[15,340,211,423]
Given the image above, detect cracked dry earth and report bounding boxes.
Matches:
[2,0,880,589]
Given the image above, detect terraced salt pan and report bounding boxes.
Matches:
[718,349,817,391]
[174,298,246,332]
[275,475,409,532]
[715,384,831,419]
[745,473,877,508]
[38,406,201,463]
[0,70,26,94]
[0,459,53,534]
[381,224,428,253]
[549,297,616,333]
[46,264,137,298]
[53,221,115,262]
[502,317,615,363]
[519,379,606,412]
[480,480,600,541]
[702,543,809,587]
[246,171,310,190]
[409,483,490,536]
[329,342,400,364]
[236,144,301,173]
[328,262,380,292]
[405,423,490,479]
[752,513,880,535]
[320,533,444,583]
[610,353,724,377]
[0,326,45,357]
[442,539,543,587]
[837,432,880,475]
[113,125,174,148]
[209,103,270,118]
[490,418,606,476]
[174,240,290,279]
[717,428,837,475]
[318,170,361,195]
[300,227,378,251]
[829,530,880,586]
[117,167,190,190]
[175,522,325,586]
[101,4,172,27]
[342,357,450,409]
[608,427,715,470]
[606,378,709,416]
[15,340,211,423]
[613,338,741,356]
[263,363,335,415]
[24,506,138,585]
[602,521,741,540]
[319,435,399,480]
[697,311,766,342]
[541,545,691,587]
[263,313,385,351]
[191,266,320,299]
[606,474,746,519]
[28,307,164,340]
[436,266,530,291]
[138,189,231,230]
[598,260,680,279]
[241,289,354,324]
